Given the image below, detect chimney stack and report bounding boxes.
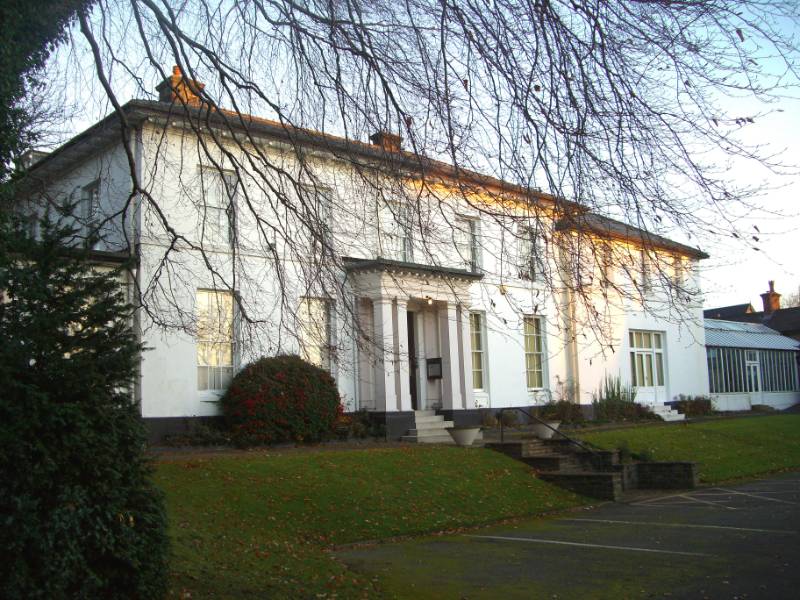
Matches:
[760,280,781,314]
[369,130,402,152]
[156,65,205,106]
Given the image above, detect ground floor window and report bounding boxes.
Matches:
[707,347,799,393]
[470,312,486,390]
[196,289,234,391]
[524,316,545,389]
[299,297,333,370]
[629,330,665,387]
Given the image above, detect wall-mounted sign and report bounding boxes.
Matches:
[426,357,442,379]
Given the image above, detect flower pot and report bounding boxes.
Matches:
[531,421,561,439]
[446,426,481,447]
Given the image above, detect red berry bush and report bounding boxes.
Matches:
[221,355,342,445]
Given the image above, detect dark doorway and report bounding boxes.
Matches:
[407,310,419,410]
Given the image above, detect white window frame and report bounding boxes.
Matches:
[199,167,237,247]
[298,297,334,371]
[523,315,546,390]
[628,330,665,388]
[518,225,544,282]
[470,311,488,392]
[196,289,235,394]
[455,216,481,272]
[379,200,413,262]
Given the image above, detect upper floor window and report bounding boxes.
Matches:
[82,180,100,247]
[380,201,413,262]
[523,316,545,389]
[470,312,486,390]
[518,225,544,281]
[629,330,664,388]
[199,168,237,246]
[299,297,333,370]
[301,183,333,255]
[197,289,235,391]
[639,249,652,293]
[455,216,480,272]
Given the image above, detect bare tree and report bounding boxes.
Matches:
[21,0,800,360]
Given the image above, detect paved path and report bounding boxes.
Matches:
[338,471,800,599]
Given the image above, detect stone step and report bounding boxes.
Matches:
[414,410,436,417]
[521,455,580,472]
[400,434,455,444]
[407,422,456,435]
[538,471,623,501]
[414,415,447,425]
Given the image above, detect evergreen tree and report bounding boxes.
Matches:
[0,216,168,599]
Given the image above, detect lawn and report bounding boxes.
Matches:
[580,414,800,483]
[154,446,584,599]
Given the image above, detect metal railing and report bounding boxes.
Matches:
[497,406,601,459]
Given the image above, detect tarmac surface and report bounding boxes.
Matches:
[338,471,800,599]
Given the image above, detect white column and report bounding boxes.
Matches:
[396,299,412,412]
[439,302,463,410]
[373,298,397,411]
[415,311,428,411]
[460,305,475,409]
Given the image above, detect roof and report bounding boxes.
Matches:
[555,213,709,259]
[343,256,484,281]
[704,319,800,351]
[24,99,708,260]
[710,306,800,336]
[703,303,755,320]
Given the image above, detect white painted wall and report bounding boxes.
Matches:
[31,114,711,419]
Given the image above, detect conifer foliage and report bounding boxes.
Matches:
[0,218,168,599]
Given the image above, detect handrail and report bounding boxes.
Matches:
[498,406,600,458]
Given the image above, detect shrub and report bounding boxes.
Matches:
[222,354,342,445]
[0,218,168,599]
[500,410,519,428]
[481,411,499,428]
[591,375,660,422]
[163,421,231,447]
[536,400,585,424]
[673,394,714,417]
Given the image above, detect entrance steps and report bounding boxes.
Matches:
[649,403,685,421]
[487,436,696,501]
[401,410,484,444]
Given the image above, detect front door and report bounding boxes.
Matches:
[407,310,419,410]
[746,351,762,405]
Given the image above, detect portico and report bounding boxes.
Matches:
[344,257,483,415]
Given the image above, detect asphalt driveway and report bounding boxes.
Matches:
[338,471,800,599]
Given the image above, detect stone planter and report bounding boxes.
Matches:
[531,421,561,439]
[446,426,481,447]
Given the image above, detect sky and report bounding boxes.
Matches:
[39,7,800,313]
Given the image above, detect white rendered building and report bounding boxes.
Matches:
[20,69,711,439]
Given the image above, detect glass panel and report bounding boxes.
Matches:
[630,353,637,386]
[642,332,652,348]
[473,369,483,390]
[654,333,662,349]
[655,353,664,386]
[635,331,643,347]
[645,354,654,387]
[636,353,645,387]
[629,331,635,347]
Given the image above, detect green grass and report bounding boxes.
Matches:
[580,414,800,483]
[154,446,584,599]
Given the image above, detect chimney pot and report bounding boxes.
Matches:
[156,65,205,106]
[370,130,402,152]
[760,280,781,314]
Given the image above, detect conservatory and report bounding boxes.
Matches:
[705,319,800,411]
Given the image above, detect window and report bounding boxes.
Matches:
[197,290,235,391]
[629,330,665,387]
[82,180,100,247]
[455,217,480,271]
[518,226,544,281]
[470,312,486,390]
[707,347,799,393]
[523,316,545,389]
[299,297,333,370]
[379,201,413,261]
[639,250,652,293]
[200,168,237,246]
[301,183,333,254]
